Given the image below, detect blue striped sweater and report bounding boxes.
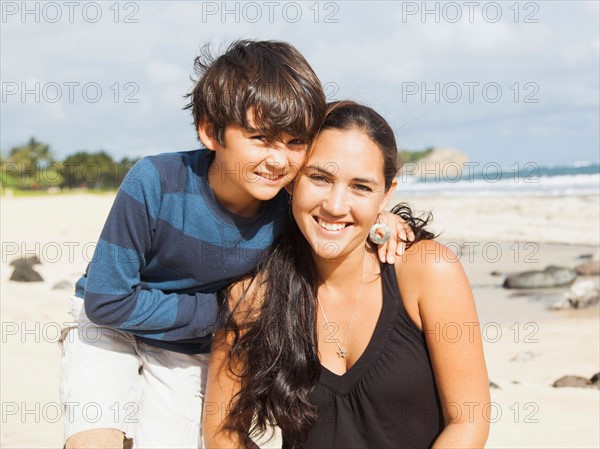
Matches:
[75,149,288,353]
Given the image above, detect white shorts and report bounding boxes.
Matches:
[59,296,210,448]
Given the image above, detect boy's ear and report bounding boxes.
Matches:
[197,117,219,151]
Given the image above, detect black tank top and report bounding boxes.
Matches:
[284,262,445,449]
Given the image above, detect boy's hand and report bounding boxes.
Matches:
[377,210,415,264]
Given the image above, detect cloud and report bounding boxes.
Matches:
[1,1,598,166]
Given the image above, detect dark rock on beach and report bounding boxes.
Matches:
[10,266,44,282]
[489,381,501,390]
[10,255,41,267]
[503,266,577,289]
[9,256,43,282]
[52,280,73,290]
[553,374,600,389]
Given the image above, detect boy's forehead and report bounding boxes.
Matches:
[239,108,303,139]
[245,108,259,128]
[242,109,263,132]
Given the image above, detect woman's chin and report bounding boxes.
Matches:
[308,236,370,261]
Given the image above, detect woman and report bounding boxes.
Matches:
[203,101,490,449]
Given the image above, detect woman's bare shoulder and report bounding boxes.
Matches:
[396,239,460,273]
[394,239,469,314]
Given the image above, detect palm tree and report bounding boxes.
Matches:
[4,138,61,189]
[9,137,54,169]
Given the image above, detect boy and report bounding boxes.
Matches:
[59,40,407,448]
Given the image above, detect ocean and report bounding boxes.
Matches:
[397,161,600,197]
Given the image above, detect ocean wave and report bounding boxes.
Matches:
[396,173,600,197]
[573,160,599,168]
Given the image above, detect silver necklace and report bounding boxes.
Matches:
[317,250,367,358]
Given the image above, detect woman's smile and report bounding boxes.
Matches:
[293,128,390,260]
[314,217,352,233]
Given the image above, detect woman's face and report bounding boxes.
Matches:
[292,127,396,261]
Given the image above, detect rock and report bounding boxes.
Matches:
[400,147,469,180]
[510,351,538,362]
[503,266,577,289]
[489,381,501,389]
[10,265,44,282]
[552,375,599,389]
[577,253,594,260]
[490,270,504,276]
[10,255,41,267]
[508,291,532,298]
[52,280,73,290]
[9,255,44,282]
[575,260,600,276]
[591,373,599,386]
[550,280,600,309]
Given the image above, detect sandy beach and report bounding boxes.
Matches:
[1,192,599,448]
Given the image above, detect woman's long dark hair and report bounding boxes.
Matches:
[218,101,436,448]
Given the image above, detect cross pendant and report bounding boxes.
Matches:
[337,348,347,358]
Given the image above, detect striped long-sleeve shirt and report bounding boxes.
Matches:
[75,149,288,353]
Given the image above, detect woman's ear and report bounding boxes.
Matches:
[379,178,398,214]
[197,117,220,151]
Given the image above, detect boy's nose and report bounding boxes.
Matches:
[264,146,289,171]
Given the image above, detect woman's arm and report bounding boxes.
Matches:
[401,240,490,448]
[203,277,263,449]
[203,328,246,449]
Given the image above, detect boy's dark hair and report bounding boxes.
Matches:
[185,40,326,145]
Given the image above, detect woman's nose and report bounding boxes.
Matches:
[321,185,350,217]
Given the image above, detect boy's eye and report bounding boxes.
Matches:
[250,135,267,142]
[352,184,373,192]
[308,174,329,184]
[288,138,306,146]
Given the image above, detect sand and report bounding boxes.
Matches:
[1,193,599,448]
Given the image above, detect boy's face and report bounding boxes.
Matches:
[200,114,308,204]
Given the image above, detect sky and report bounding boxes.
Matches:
[1,0,599,167]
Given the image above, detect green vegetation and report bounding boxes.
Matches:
[2,138,439,194]
[1,138,139,193]
[398,147,434,164]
